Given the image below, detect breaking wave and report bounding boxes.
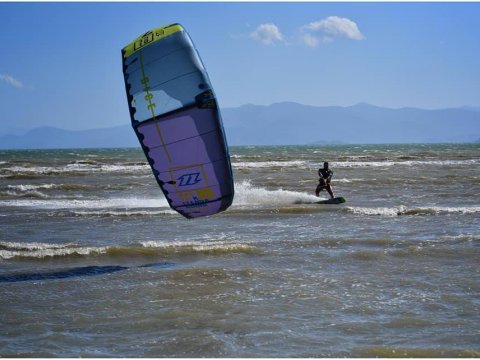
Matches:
[232,160,308,169]
[231,158,479,170]
[0,181,320,215]
[0,239,259,260]
[0,241,107,260]
[232,180,319,207]
[329,159,478,168]
[346,205,480,216]
[0,197,169,210]
[0,162,150,178]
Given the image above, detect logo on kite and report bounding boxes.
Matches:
[177,172,201,187]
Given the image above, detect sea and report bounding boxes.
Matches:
[0,143,479,357]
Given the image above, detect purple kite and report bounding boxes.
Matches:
[121,24,234,218]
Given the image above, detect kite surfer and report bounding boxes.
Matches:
[315,161,335,198]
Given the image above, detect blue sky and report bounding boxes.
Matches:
[1,2,480,131]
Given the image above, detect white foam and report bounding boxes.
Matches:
[232,180,319,206]
[0,197,169,210]
[3,180,318,212]
[333,161,396,168]
[334,178,365,183]
[347,205,480,216]
[4,184,58,199]
[331,159,478,168]
[7,184,58,191]
[232,160,308,169]
[72,209,177,217]
[140,239,255,252]
[0,246,108,260]
[1,163,149,177]
[0,241,75,251]
[0,241,108,260]
[424,206,480,214]
[231,158,479,170]
[347,206,406,217]
[441,234,480,242]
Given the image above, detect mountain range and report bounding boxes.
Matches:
[1,102,479,149]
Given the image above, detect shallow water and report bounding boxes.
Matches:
[0,144,479,357]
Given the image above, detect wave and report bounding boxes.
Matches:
[0,190,51,199]
[230,158,478,170]
[3,183,146,195]
[0,181,321,215]
[1,183,145,201]
[140,240,257,254]
[0,241,76,251]
[441,233,480,243]
[326,159,479,168]
[232,160,308,169]
[7,184,84,191]
[0,197,169,210]
[230,154,263,160]
[3,179,476,219]
[0,163,150,178]
[332,178,365,183]
[1,184,89,200]
[0,239,258,260]
[0,241,108,260]
[346,205,480,216]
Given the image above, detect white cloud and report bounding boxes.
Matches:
[250,23,284,45]
[301,16,365,47]
[301,33,321,48]
[0,74,24,89]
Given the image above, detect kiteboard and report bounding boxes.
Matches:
[315,197,346,204]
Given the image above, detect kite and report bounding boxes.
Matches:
[121,24,234,218]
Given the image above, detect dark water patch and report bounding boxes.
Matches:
[276,206,341,215]
[7,191,51,199]
[0,262,174,283]
[385,317,433,328]
[319,238,401,248]
[390,244,480,258]
[0,265,128,282]
[2,174,46,180]
[398,155,419,160]
[348,250,386,261]
[354,347,480,357]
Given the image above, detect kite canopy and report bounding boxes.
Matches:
[121,24,234,218]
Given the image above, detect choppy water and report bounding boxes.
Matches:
[0,144,479,357]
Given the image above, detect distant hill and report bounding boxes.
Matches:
[0,102,479,149]
[0,126,138,149]
[222,102,480,145]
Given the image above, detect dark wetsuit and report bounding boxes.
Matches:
[316,168,334,198]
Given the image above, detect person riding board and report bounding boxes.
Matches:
[315,161,335,199]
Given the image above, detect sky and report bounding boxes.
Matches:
[1,1,480,132]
